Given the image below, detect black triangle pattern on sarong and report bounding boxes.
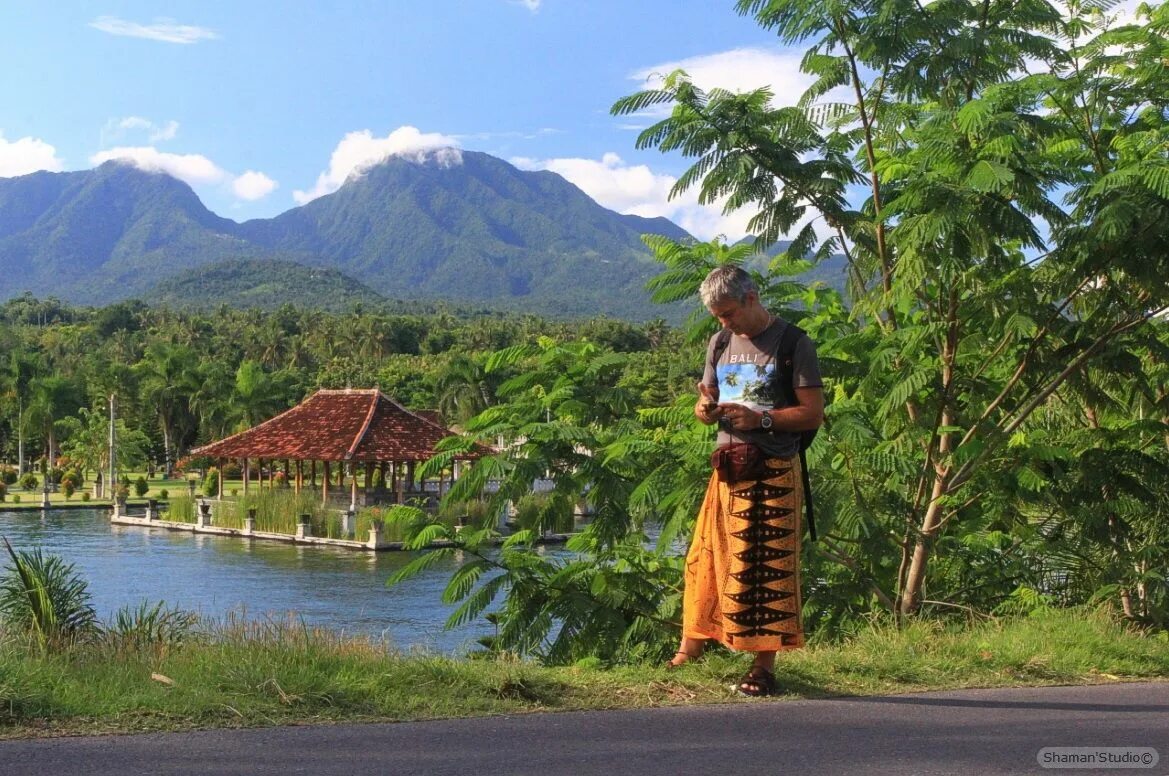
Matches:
[725,605,798,633]
[726,588,794,605]
[731,481,794,502]
[730,505,794,522]
[726,466,800,641]
[736,545,793,564]
[731,566,793,585]
[731,523,793,544]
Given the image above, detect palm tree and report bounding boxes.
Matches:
[135,342,199,477]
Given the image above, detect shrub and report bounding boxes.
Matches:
[48,467,64,485]
[13,494,20,503]
[81,492,90,502]
[62,469,81,488]
[0,539,99,646]
[230,488,239,497]
[273,471,289,488]
[18,473,38,491]
[133,476,149,498]
[0,481,6,501]
[202,467,220,498]
[372,467,385,488]
[0,466,16,485]
[159,489,169,500]
[106,601,200,649]
[62,480,75,500]
[119,474,131,489]
[115,485,130,503]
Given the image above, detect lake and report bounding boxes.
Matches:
[0,507,554,654]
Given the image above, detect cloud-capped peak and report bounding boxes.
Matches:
[293,126,462,205]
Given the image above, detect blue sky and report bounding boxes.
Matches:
[0,1,818,240]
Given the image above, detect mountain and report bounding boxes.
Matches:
[149,259,388,312]
[234,151,692,317]
[0,152,694,319]
[0,162,263,304]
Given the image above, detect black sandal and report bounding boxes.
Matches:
[736,665,777,697]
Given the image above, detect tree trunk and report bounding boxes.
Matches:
[162,419,172,479]
[899,470,950,616]
[16,399,24,475]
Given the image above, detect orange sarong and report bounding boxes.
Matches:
[682,456,804,652]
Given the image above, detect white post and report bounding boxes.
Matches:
[108,393,116,501]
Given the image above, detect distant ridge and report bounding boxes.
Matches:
[0,151,696,320]
[149,259,388,312]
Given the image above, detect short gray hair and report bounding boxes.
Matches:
[700,265,757,308]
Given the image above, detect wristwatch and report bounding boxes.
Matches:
[759,411,773,431]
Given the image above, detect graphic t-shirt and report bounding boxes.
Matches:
[701,317,823,459]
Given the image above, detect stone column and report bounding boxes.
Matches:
[367,521,381,549]
[295,513,311,540]
[197,500,212,528]
[341,508,355,538]
[146,499,158,521]
[245,507,256,535]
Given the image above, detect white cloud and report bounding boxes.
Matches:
[90,146,228,185]
[629,48,815,118]
[294,126,462,204]
[511,152,755,241]
[0,133,65,177]
[232,170,278,201]
[89,16,219,44]
[102,116,180,145]
[89,146,278,202]
[514,0,542,11]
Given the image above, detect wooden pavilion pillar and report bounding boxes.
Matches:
[350,464,358,509]
[310,460,317,488]
[243,457,250,495]
[217,458,224,499]
[295,460,303,495]
[396,461,405,504]
[322,460,330,504]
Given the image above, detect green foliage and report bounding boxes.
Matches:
[0,539,99,647]
[17,473,37,491]
[133,476,149,498]
[105,601,200,650]
[202,468,220,499]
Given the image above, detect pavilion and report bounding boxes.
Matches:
[189,388,488,506]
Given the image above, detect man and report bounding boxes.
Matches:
[669,265,825,696]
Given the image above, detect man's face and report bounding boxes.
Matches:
[707,293,756,335]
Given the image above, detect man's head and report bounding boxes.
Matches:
[700,265,770,336]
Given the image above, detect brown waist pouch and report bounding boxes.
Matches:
[710,443,767,483]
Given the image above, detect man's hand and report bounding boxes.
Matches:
[695,382,722,425]
[716,402,764,431]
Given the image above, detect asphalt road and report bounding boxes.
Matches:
[2,682,1165,775]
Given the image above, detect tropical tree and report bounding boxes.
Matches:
[612,0,1169,620]
[134,342,199,477]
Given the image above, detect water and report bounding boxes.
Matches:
[0,508,553,654]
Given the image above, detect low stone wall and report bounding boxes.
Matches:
[109,500,569,551]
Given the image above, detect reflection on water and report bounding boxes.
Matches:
[0,508,500,653]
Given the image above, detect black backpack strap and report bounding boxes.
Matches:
[775,324,816,541]
[711,328,732,368]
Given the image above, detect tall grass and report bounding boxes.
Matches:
[164,493,196,523]
[213,490,332,534]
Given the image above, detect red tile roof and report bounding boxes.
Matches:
[190,389,485,462]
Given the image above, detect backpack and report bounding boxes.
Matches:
[711,323,819,540]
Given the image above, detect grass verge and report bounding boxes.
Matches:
[0,606,1165,739]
